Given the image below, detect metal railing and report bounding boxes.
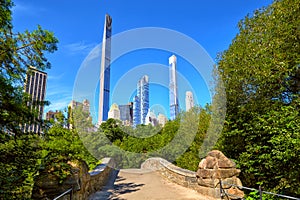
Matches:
[220,180,300,200]
[53,188,73,200]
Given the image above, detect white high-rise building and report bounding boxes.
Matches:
[108,103,120,120]
[169,55,179,120]
[185,91,194,111]
[157,113,168,127]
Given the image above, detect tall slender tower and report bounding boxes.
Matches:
[24,67,47,133]
[185,91,194,111]
[169,55,179,120]
[139,75,149,124]
[133,95,140,126]
[133,75,149,126]
[98,14,112,124]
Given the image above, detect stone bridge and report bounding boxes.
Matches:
[32,151,244,200]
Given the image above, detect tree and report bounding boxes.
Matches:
[40,124,98,183]
[0,0,58,198]
[215,0,300,196]
[175,107,210,171]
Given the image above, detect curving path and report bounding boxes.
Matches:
[89,168,216,200]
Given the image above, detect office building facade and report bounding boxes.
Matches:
[169,55,179,120]
[24,67,47,133]
[98,14,112,124]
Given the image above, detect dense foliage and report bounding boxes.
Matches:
[79,106,211,171]
[0,1,97,198]
[215,0,300,196]
[2,0,298,198]
[0,0,59,198]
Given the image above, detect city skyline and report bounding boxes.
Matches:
[11,0,273,118]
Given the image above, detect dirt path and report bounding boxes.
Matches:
[89,169,216,200]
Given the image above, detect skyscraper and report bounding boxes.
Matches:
[24,67,47,133]
[98,14,112,124]
[133,75,149,126]
[133,96,140,126]
[185,91,194,111]
[169,55,179,120]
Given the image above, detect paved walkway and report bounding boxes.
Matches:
[89,169,216,200]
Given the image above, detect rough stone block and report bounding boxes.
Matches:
[196,185,221,198]
[197,168,216,178]
[227,187,244,199]
[207,150,224,159]
[215,169,240,179]
[197,177,219,188]
[198,158,207,169]
[221,177,242,189]
[218,157,236,168]
[206,156,218,169]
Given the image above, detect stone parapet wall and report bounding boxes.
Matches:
[141,158,199,191]
[141,151,244,200]
[32,157,115,200]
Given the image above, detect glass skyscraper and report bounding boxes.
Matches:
[133,96,140,126]
[169,55,179,120]
[133,75,149,126]
[98,14,112,124]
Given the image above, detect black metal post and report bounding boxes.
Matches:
[220,179,223,199]
[259,185,262,200]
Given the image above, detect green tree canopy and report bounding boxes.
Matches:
[216,0,299,196]
[0,0,58,198]
[0,0,58,135]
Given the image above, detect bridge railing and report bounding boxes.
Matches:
[219,180,300,200]
[52,188,73,200]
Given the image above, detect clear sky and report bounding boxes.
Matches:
[12,0,273,122]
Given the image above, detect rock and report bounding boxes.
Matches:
[197,177,219,188]
[207,150,224,159]
[198,158,207,169]
[227,187,244,199]
[221,177,242,189]
[205,156,218,169]
[218,157,236,168]
[215,169,240,179]
[196,169,215,178]
[196,185,221,198]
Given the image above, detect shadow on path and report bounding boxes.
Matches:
[88,169,145,200]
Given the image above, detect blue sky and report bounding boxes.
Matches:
[12,0,273,122]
